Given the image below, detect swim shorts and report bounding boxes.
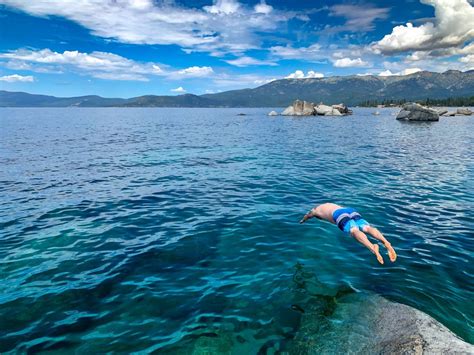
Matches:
[332,207,370,234]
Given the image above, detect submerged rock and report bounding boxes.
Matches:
[288,293,473,354]
[268,110,278,116]
[396,103,439,121]
[457,107,473,115]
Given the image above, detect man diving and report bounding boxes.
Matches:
[300,203,397,265]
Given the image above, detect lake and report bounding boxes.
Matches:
[0,107,473,352]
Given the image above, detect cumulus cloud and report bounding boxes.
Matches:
[373,0,474,54]
[204,0,240,14]
[333,57,370,68]
[285,70,324,79]
[0,0,303,55]
[225,56,276,67]
[0,74,34,82]
[379,68,423,76]
[254,1,272,15]
[171,86,186,93]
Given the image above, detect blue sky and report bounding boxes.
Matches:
[0,0,473,97]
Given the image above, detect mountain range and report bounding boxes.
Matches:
[1,70,473,108]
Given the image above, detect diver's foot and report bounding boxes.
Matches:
[373,244,384,265]
[385,243,397,262]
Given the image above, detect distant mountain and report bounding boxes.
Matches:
[0,91,126,107]
[1,70,474,107]
[202,70,474,106]
[122,94,218,107]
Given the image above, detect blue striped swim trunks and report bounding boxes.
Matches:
[332,207,370,234]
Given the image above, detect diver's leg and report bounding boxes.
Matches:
[350,227,384,265]
[362,225,397,262]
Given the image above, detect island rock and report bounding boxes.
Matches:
[457,108,473,115]
[282,100,314,116]
[396,103,439,121]
[282,100,352,116]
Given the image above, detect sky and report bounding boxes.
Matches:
[0,0,473,97]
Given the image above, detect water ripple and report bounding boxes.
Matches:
[0,107,473,352]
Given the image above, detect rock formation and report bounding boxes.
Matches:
[268,110,278,116]
[289,294,473,354]
[396,103,439,121]
[457,108,473,115]
[281,100,351,116]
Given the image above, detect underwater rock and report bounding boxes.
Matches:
[288,294,473,354]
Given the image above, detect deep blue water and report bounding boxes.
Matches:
[0,107,473,353]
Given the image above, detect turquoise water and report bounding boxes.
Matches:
[0,107,473,352]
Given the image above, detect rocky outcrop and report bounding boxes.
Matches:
[282,100,351,116]
[268,110,278,116]
[457,108,473,115]
[289,293,473,354]
[396,103,439,121]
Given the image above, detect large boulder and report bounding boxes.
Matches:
[314,104,333,115]
[282,100,351,116]
[396,103,439,121]
[289,293,473,354]
[332,103,351,115]
[282,100,314,116]
[268,110,278,116]
[457,107,473,115]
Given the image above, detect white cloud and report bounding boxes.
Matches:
[171,86,186,93]
[225,56,276,67]
[379,68,422,76]
[176,66,214,77]
[285,70,324,79]
[253,77,276,85]
[0,0,301,55]
[254,1,272,14]
[269,44,323,60]
[373,0,474,54]
[204,0,240,14]
[333,57,370,68]
[0,74,34,82]
[0,48,165,81]
[460,54,474,63]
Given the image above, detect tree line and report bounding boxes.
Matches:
[359,96,474,107]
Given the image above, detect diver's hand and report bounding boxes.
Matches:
[299,212,313,224]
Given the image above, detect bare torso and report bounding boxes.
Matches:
[312,203,343,224]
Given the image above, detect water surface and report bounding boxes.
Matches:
[1,108,473,352]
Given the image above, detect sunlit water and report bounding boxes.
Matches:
[1,107,473,353]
